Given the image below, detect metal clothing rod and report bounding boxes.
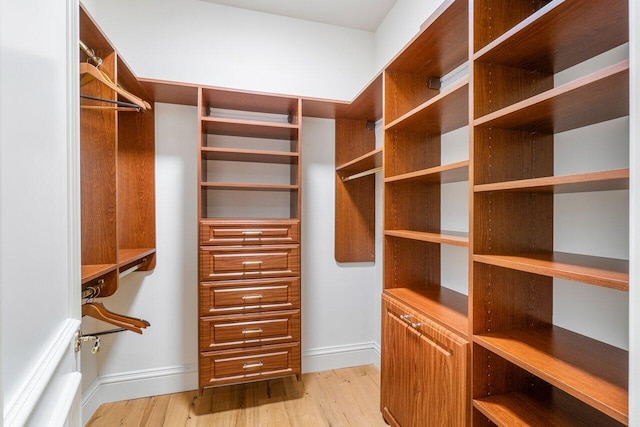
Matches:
[87,328,127,337]
[80,94,142,111]
[79,40,103,67]
[342,166,382,182]
[118,259,146,279]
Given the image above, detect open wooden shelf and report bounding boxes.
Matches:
[384,230,468,247]
[474,387,626,427]
[474,325,628,424]
[202,88,299,118]
[383,287,468,338]
[474,168,629,193]
[201,147,299,164]
[474,61,629,133]
[201,117,299,140]
[387,0,468,76]
[201,182,299,191]
[473,252,628,291]
[303,73,383,121]
[384,79,468,134]
[385,161,468,184]
[336,147,382,176]
[118,248,156,267]
[474,0,628,73]
[81,264,118,284]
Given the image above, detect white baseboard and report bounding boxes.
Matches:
[302,341,380,373]
[81,364,198,425]
[81,341,381,424]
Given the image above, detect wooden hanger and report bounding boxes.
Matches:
[82,302,149,334]
[79,62,151,111]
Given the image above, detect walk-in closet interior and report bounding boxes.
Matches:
[0,0,637,425]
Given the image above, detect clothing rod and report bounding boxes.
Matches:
[80,106,140,112]
[119,260,145,279]
[80,94,141,111]
[342,166,382,182]
[86,328,127,337]
[79,40,102,67]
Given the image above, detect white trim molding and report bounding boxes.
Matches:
[81,364,198,425]
[81,342,382,423]
[302,341,380,373]
[3,319,81,427]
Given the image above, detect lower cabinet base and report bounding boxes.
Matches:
[199,342,301,391]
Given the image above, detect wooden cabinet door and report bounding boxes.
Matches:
[381,297,469,427]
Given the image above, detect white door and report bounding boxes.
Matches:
[1,0,82,426]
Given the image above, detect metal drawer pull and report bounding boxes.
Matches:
[242,231,263,236]
[242,328,263,335]
[242,294,263,300]
[242,260,263,266]
[243,362,263,369]
[399,314,422,329]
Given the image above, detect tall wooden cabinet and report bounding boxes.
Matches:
[197,87,302,392]
[79,5,155,299]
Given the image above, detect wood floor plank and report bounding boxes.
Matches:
[87,365,388,427]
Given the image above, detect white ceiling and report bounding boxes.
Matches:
[198,0,398,32]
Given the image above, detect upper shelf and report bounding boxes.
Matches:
[202,87,299,120]
[474,0,629,74]
[385,161,468,185]
[202,147,299,164]
[336,147,382,179]
[474,169,629,194]
[201,182,299,192]
[303,74,383,122]
[387,0,468,76]
[385,229,469,247]
[473,252,629,291]
[385,79,468,134]
[474,61,629,133]
[201,117,299,140]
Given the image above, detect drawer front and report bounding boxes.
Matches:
[200,245,300,280]
[199,342,301,388]
[200,220,300,245]
[199,310,300,351]
[200,278,300,316]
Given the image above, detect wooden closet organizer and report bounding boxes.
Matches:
[79,5,155,303]
[125,0,631,421]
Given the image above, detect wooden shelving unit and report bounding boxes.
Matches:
[333,76,383,263]
[471,0,630,424]
[79,5,155,298]
[197,86,302,393]
[384,230,469,247]
[380,0,471,424]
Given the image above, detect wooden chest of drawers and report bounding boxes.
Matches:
[198,219,301,392]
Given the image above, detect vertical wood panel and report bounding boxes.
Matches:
[335,119,376,262]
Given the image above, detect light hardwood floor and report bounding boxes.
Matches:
[86,365,388,426]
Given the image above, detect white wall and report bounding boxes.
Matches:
[1,0,81,424]
[373,0,445,70]
[81,0,375,101]
[301,118,380,371]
